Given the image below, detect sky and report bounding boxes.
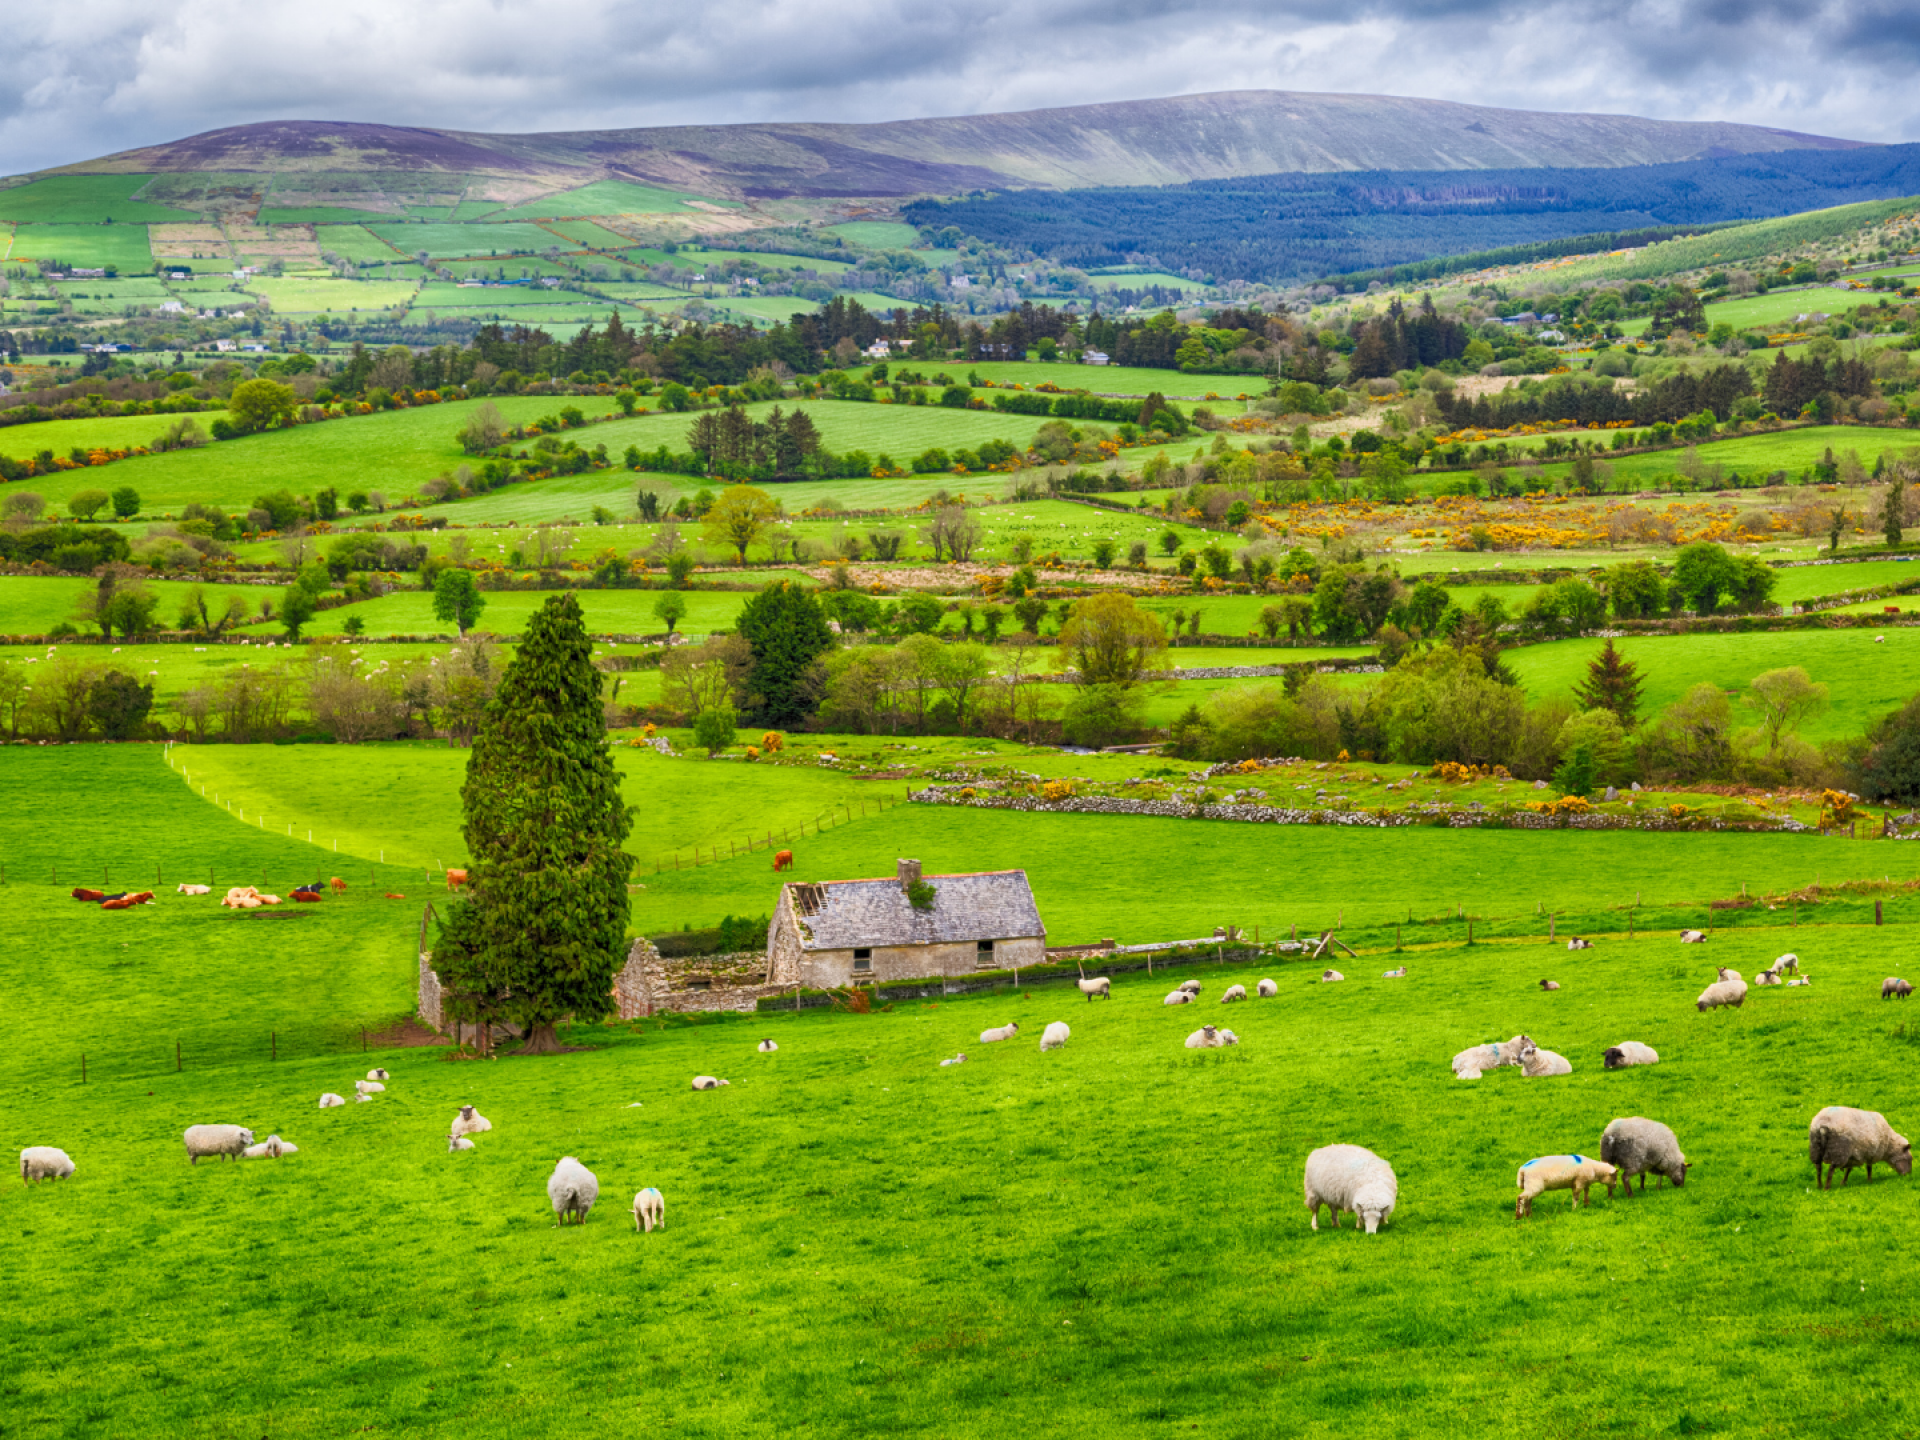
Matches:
[4,0,1918,175]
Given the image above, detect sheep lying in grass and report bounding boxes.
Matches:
[1603,1042,1659,1069]
[355,1080,384,1096]
[1040,1021,1071,1052]
[938,1054,967,1067]
[1754,970,1781,987]
[632,1187,666,1233]
[1303,1144,1397,1234]
[449,1105,492,1139]
[1520,1043,1573,1077]
[1599,1117,1687,1193]
[19,1147,74,1184]
[1680,930,1708,944]
[1380,967,1407,979]
[449,1136,475,1152]
[691,1076,730,1090]
[1810,1106,1912,1189]
[1696,978,1748,1012]
[1220,984,1247,1003]
[979,1022,1020,1043]
[1452,1035,1530,1080]
[1177,979,1203,997]
[1162,991,1194,1006]
[367,1068,390,1081]
[1515,1155,1618,1218]
[1184,1024,1239,1049]
[1539,980,1561,991]
[1257,978,1277,998]
[548,1157,598,1225]
[757,1039,780,1052]
[1883,978,1914,1001]
[1077,977,1111,1002]
[1716,966,1743,984]
[176,883,211,896]
[184,1125,254,1165]
[1787,977,1812,988]
[318,1093,346,1109]
[242,1135,298,1159]
[1566,937,1593,951]
[1321,970,1345,983]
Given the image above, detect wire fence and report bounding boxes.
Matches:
[648,792,910,873]
[62,1017,440,1087]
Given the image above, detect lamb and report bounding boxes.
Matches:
[691,1076,730,1090]
[1602,1042,1659,1069]
[1303,1144,1398,1235]
[757,1039,780,1052]
[449,1104,492,1138]
[1451,1034,1531,1080]
[1883,978,1914,1001]
[1321,970,1345,983]
[367,1068,390,1081]
[318,1093,346,1109]
[1716,966,1743,984]
[1177,979,1203,996]
[1696,978,1747,1012]
[1162,990,1194,1006]
[1599,1117,1688,1193]
[1077,977,1111,1002]
[356,1093,372,1103]
[1809,1106,1912,1189]
[1220,983,1247,1003]
[1039,1021,1071,1052]
[356,1079,385,1095]
[632,1187,666,1233]
[1539,980,1561,991]
[1770,953,1801,977]
[448,1136,475,1152]
[938,1054,967,1067]
[1515,1154,1619,1218]
[1520,1044,1573,1077]
[979,1022,1020,1043]
[1680,930,1707,944]
[1566,937,1593,950]
[1380,967,1407,979]
[1184,1024,1239,1049]
[1753,970,1781,987]
[1256,978,1277,998]
[19,1147,74,1184]
[183,1125,255,1165]
[242,1135,298,1159]
[547,1156,598,1225]
[176,883,211,896]
[1787,977,1812,988]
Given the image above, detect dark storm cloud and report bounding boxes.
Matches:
[0,0,1910,176]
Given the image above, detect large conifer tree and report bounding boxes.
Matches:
[1574,637,1645,729]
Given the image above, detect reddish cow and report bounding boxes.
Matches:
[71,888,105,902]
[329,877,347,893]
[773,850,794,872]
[446,868,469,891]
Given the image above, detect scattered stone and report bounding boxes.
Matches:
[1604,786,1619,801]
[1533,779,1549,790]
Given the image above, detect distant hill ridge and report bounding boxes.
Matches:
[41,91,1867,200]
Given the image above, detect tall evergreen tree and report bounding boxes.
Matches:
[737,581,834,725]
[1574,637,1645,729]
[443,594,633,1055]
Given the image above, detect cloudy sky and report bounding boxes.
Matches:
[4,0,1917,174]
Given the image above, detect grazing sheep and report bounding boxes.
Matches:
[1788,977,1812,988]
[19,1147,74,1184]
[1566,937,1593,951]
[1696,978,1748,1012]
[1380,967,1407,979]
[242,1135,298,1159]
[1753,970,1781,987]
[1680,930,1707,944]
[318,1093,346,1109]
[1039,1021,1071,1052]
[547,1156,599,1225]
[183,1125,255,1165]
[1321,969,1345,983]
[1257,978,1278,998]
[1539,980,1561,991]
[1303,1144,1398,1235]
[449,1105,492,1138]
[355,1080,384,1096]
[632,1187,666,1233]
[449,1136,475,1152]
[1515,1155,1619,1218]
[1716,966,1743,984]
[1770,953,1801,977]
[1162,990,1194,1006]
[176,883,211,896]
[1077,976,1111,1002]
[691,1076,730,1090]
[1602,1042,1660,1070]
[1810,1106,1913,1189]
[1177,979,1203,996]
[979,1022,1020,1043]
[1520,1044,1573,1077]
[367,1068,390,1081]
[1883,977,1914,1001]
[1599,1117,1688,1193]
[938,1054,967,1067]
[757,1039,780,1052]
[1451,1034,1531,1080]
[1221,983,1248,1003]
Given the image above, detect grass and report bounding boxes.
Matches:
[11,224,157,273]
[1530,425,1920,488]
[312,225,408,262]
[0,408,234,464]
[412,281,570,308]
[0,178,193,224]
[481,180,712,220]
[822,221,922,249]
[541,220,637,250]
[248,277,419,312]
[961,361,1253,399]
[367,223,563,259]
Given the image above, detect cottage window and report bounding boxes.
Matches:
[854,948,872,959]
[853,957,871,972]
[977,940,994,955]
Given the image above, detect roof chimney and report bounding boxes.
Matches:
[897,858,922,889]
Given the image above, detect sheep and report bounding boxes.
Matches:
[1566,937,1593,951]
[1218,1028,1239,1046]
[1809,1106,1913,1189]
[1515,1155,1619,1218]
[1077,976,1111,1002]
[183,1125,255,1165]
[1696,978,1747,1012]
[1321,969,1345,983]
[1599,1117,1688,1193]
[1753,970,1781,987]
[548,1156,598,1225]
[1185,1024,1238,1048]
[356,1094,372,1104]
[757,1039,780,1052]
[691,1076,730,1090]
[367,1068,390,1081]
[1451,1034,1531,1080]
[1716,966,1743,984]
[979,1022,1020,1043]
[1380,967,1407,979]
[449,1136,475,1152]
[1787,977,1812,988]
[1303,1144,1398,1235]
[1256,978,1277,998]
[1177,979,1203,996]
[1520,1044,1573,1078]
[449,1105,492,1138]
[242,1135,298,1159]
[1770,953,1801,977]
[1680,930,1707,944]
[1603,1042,1659,1070]
[19,1147,74,1184]
[632,1187,666,1233]
[1883,977,1914,1001]
[1162,990,1194,1006]
[1539,980,1561,991]
[1220,983,1247,1003]
[176,883,211,896]
[938,1054,967,1067]
[1039,1021,1071,1052]
[355,1080,384,1096]
[318,1093,346,1109]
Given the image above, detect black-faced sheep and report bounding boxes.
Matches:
[366,1068,390,1081]
[1321,969,1344,983]
[1696,978,1747,1012]
[1256,978,1277,998]
[757,1039,780,1051]
[184,1125,254,1164]
[1177,979,1203,996]
[1539,979,1561,991]
[1162,990,1193,1006]
[1883,978,1914,1001]
[19,1147,74,1184]
[1515,1155,1618,1217]
[548,1156,598,1225]
[978,1022,1020,1042]
[1599,1117,1687,1193]
[1809,1106,1912,1189]
[1680,930,1708,944]
[1303,1144,1397,1234]
[1077,977,1111,1001]
[1602,1042,1659,1069]
[1566,937,1593,950]
[450,1105,492,1138]
[691,1076,730,1090]
[1185,1025,1235,1049]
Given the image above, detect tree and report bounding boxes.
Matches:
[701,484,778,565]
[433,567,487,636]
[1056,593,1167,688]
[1573,638,1645,729]
[662,636,747,719]
[1158,529,1182,557]
[653,592,687,634]
[457,401,505,455]
[1551,743,1595,799]
[1403,580,1450,636]
[110,486,140,519]
[1670,541,1738,614]
[1603,560,1665,619]
[1854,695,1920,802]
[1090,537,1117,570]
[67,489,110,521]
[74,569,156,639]
[444,594,633,1055]
[929,641,994,733]
[666,551,697,588]
[1886,476,1907,549]
[280,585,318,642]
[227,378,298,434]
[86,670,153,740]
[735,582,834,724]
[692,704,737,756]
[1744,666,1828,754]
[1525,579,1605,638]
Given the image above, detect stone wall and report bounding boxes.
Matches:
[418,951,444,1031]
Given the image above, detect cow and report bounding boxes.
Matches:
[773,850,794,872]
[384,893,407,900]
[329,877,347,893]
[445,868,469,891]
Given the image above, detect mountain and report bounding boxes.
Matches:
[43,91,1868,200]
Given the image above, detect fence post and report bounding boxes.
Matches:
[175,1041,181,1072]
[1467,919,1474,946]
[1876,898,1884,926]
[81,1053,86,1083]
[271,1031,277,1061]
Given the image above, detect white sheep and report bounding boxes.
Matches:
[355,1093,372,1103]
[367,1068,390,1081]
[355,1079,384,1095]
[1380,966,1407,979]
[1039,1021,1071,1051]
[1787,976,1812,988]
[938,1053,967,1067]
[183,1125,254,1165]
[756,1039,780,1052]
[1185,1024,1239,1049]
[1220,983,1247,1003]
[1539,979,1561,991]
[1256,978,1277,998]
[1217,1028,1240,1046]
[449,1104,492,1138]
[1520,1043,1572,1077]
[1810,1106,1912,1188]
[176,883,211,896]
[19,1147,75,1184]
[1696,978,1747,1012]
[1883,978,1914,1001]
[691,1076,730,1090]
[1076,976,1111,1002]
[1515,1154,1619,1217]
[1753,970,1781,987]
[1303,1144,1397,1234]
[979,1022,1020,1043]
[318,1093,346,1109]
[1716,966,1743,984]
[1680,930,1708,944]
[1566,937,1593,950]
[1451,1034,1530,1080]
[1599,1117,1688,1193]
[1162,990,1194,1006]
[548,1156,599,1225]
[1770,953,1800,977]
[1602,1042,1659,1069]
[632,1187,666,1233]
[1321,969,1344,983]
[242,1135,298,1159]
[449,1136,475,1152]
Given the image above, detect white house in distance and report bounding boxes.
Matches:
[1082,349,1110,366]
[765,859,1046,988]
[864,338,892,360]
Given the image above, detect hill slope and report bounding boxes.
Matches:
[43,91,1867,199]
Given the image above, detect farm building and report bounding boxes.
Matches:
[765,859,1047,988]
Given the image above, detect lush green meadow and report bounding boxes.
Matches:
[0,177,192,223]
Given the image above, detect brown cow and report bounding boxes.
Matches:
[329,876,347,893]
[773,850,794,872]
[446,868,468,890]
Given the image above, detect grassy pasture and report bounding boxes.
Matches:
[312,225,408,262]
[10,224,156,273]
[248,277,419,312]
[822,221,921,248]
[0,177,192,224]
[367,223,561,259]
[0,577,275,636]
[0,409,234,465]
[482,180,712,220]
[1530,424,1920,489]
[961,361,1249,399]
[540,219,636,250]
[412,281,569,308]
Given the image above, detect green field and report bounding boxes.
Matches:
[0,177,193,224]
[249,276,419,312]
[367,223,563,259]
[481,181,712,220]
[1532,424,1920,489]
[822,221,922,249]
[961,361,1250,399]
[313,225,408,263]
[412,281,569,308]
[11,223,157,273]
[540,219,637,250]
[0,408,233,465]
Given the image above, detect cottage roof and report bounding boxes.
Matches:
[784,869,1044,950]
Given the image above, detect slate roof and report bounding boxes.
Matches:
[785,870,1045,950]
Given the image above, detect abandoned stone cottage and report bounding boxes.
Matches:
[765,859,1047,988]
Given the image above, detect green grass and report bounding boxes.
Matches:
[412,281,569,308]
[1532,425,1920,489]
[312,225,408,262]
[248,276,419,312]
[1090,269,1218,293]
[0,409,233,465]
[11,224,157,273]
[961,361,1250,399]
[482,181,712,220]
[678,249,857,275]
[822,221,922,249]
[367,223,561,259]
[0,178,193,224]
[540,219,636,250]
[0,578,273,636]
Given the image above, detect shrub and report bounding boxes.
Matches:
[693,703,737,756]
